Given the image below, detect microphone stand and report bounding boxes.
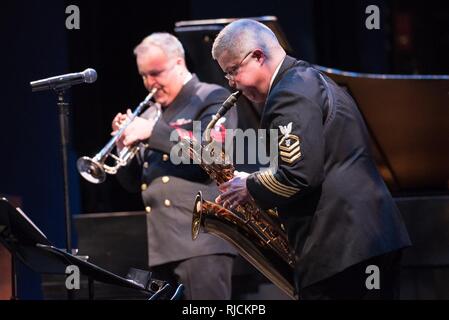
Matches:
[55,88,74,300]
[31,70,97,299]
[56,89,72,254]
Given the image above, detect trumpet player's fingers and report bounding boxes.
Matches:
[117,134,126,147]
[115,139,125,152]
[122,134,136,147]
[112,114,120,130]
[112,112,123,120]
[112,113,126,131]
[111,128,123,136]
[120,113,129,123]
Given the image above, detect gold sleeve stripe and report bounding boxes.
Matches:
[260,171,300,193]
[257,173,293,198]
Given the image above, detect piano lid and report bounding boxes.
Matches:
[175,16,293,54]
[316,66,449,194]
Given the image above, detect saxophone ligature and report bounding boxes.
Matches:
[77,88,159,184]
[182,91,298,300]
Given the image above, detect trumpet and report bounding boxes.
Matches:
[77,88,159,184]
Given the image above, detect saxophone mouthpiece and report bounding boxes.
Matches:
[228,90,242,104]
[205,91,241,143]
[217,90,241,117]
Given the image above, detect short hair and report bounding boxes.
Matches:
[212,19,280,61]
[134,32,185,60]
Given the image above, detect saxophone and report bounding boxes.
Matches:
[182,91,298,300]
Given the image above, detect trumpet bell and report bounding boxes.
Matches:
[77,156,106,184]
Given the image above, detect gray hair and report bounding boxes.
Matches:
[134,32,185,60]
[212,19,280,61]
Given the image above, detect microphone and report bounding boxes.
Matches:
[30,68,97,92]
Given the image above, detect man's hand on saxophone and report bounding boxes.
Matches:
[216,171,256,209]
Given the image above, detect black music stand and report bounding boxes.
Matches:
[0,198,183,300]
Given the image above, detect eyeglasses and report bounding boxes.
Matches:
[224,51,253,81]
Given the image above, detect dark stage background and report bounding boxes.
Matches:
[1,0,448,299]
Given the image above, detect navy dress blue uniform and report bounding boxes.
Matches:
[117,75,238,299]
[246,56,411,299]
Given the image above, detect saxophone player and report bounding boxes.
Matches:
[212,19,411,300]
[112,32,238,300]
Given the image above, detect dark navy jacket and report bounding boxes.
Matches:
[246,56,411,290]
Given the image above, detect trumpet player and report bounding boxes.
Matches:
[112,33,237,300]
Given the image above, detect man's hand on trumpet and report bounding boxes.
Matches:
[111,109,157,149]
[111,109,130,150]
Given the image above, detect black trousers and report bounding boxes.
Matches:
[299,250,403,300]
[150,254,235,300]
